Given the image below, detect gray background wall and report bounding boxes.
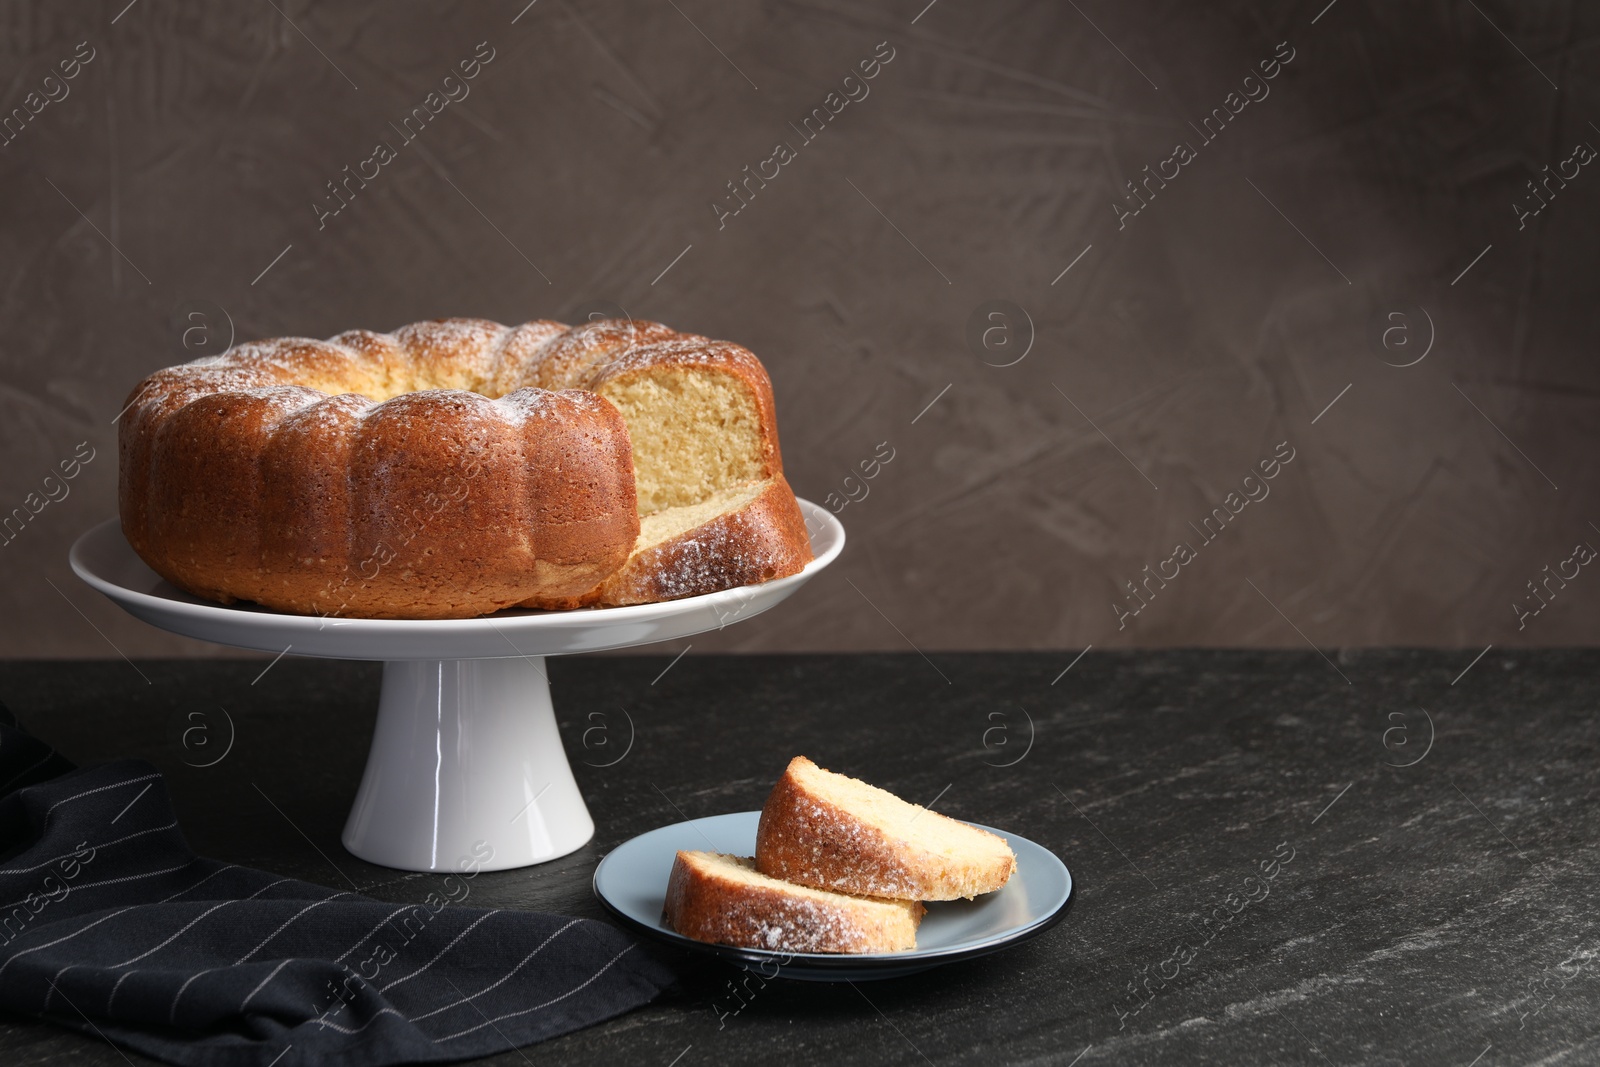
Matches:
[2,0,1597,658]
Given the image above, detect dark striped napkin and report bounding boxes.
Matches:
[0,702,675,1065]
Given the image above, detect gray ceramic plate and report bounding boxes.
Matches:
[593,810,1074,981]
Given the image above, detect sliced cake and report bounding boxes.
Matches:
[756,756,1017,901]
[523,475,810,608]
[117,317,812,619]
[663,850,924,953]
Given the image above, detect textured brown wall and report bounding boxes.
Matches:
[2,1,1597,658]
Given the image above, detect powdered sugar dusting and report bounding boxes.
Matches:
[141,317,763,410]
[394,318,506,383]
[280,392,376,431]
[493,320,568,393]
[494,387,562,420]
[667,852,919,954]
[531,318,682,390]
[584,337,762,388]
[230,337,353,378]
[365,388,509,435]
[645,520,761,598]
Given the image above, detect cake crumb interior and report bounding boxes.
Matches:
[685,852,919,914]
[634,482,766,549]
[599,370,763,514]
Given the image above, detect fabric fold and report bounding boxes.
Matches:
[0,702,674,1066]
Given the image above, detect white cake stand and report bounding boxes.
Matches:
[69,501,844,873]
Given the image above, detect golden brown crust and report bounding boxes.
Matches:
[525,318,683,392]
[662,851,923,954]
[508,389,638,600]
[255,393,368,609]
[118,364,280,568]
[756,757,1018,901]
[139,386,328,605]
[488,320,569,396]
[118,317,795,619]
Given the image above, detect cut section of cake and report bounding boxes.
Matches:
[756,756,1017,901]
[662,850,924,954]
[520,475,810,609]
[583,338,784,514]
[519,328,812,609]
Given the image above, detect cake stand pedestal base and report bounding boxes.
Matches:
[342,657,591,872]
[69,501,843,872]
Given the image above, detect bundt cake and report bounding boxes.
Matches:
[117,317,813,619]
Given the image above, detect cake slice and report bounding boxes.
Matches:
[662,851,924,953]
[512,323,810,609]
[520,475,811,608]
[756,756,1017,901]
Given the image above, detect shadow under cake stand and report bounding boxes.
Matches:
[69,501,844,873]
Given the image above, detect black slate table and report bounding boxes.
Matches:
[0,650,1595,1066]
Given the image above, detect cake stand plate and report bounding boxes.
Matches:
[69,500,844,873]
